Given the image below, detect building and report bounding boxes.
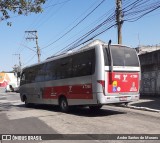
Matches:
[0,72,18,92]
[136,45,160,96]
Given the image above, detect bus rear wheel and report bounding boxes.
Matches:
[59,97,69,112]
[89,105,102,111]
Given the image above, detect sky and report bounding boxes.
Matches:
[0,0,160,71]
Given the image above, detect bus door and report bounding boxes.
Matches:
[33,64,46,103]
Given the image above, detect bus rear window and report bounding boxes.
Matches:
[104,46,139,67]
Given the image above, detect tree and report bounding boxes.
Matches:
[0,0,46,26]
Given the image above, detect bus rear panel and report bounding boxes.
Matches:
[96,44,140,104]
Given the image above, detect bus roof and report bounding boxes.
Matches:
[22,39,133,70]
[22,39,105,70]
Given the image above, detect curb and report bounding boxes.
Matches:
[126,105,160,113]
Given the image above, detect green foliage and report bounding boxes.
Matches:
[0,0,46,23]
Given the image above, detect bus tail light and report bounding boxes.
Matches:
[97,80,105,95]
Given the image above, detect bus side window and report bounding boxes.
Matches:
[60,57,72,79]
[29,67,37,83]
[72,49,95,77]
[25,68,34,84]
[20,72,26,85]
[35,64,45,82]
[66,57,73,78]
[45,62,55,81]
[55,60,61,80]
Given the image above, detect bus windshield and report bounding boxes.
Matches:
[104,45,139,67]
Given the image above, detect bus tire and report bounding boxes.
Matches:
[59,97,69,112]
[24,96,31,107]
[89,105,102,111]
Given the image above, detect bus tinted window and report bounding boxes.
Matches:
[104,46,139,67]
[21,49,95,84]
[111,46,139,66]
[59,57,72,79]
[45,62,54,80]
[26,67,36,83]
[20,72,26,85]
[72,49,95,77]
[45,57,73,80]
[35,64,46,82]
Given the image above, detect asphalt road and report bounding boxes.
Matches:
[0,92,160,143]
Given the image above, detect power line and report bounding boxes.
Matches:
[43,6,115,56]
[54,15,116,54]
[42,0,106,50]
[16,0,160,65]
[23,54,37,66]
[53,0,160,55]
[16,0,106,66]
[44,0,72,9]
[15,0,72,65]
[41,0,99,50]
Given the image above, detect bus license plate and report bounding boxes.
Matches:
[119,96,127,101]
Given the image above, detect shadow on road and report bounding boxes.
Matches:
[15,104,126,117]
[65,107,126,117]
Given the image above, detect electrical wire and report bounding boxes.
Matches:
[42,0,106,50]
[44,0,72,9]
[16,0,160,65]
[53,0,160,55]
[14,0,72,68]
[23,54,37,66]
[43,6,115,56]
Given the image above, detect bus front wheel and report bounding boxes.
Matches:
[59,97,69,112]
[24,96,31,107]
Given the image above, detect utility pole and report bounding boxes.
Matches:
[13,54,22,69]
[25,30,41,63]
[116,0,123,44]
[13,54,22,86]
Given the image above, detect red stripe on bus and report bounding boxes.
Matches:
[43,84,93,99]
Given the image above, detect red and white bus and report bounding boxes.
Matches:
[19,40,140,112]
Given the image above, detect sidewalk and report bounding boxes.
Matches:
[127,96,160,113]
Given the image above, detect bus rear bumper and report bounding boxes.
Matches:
[97,93,140,104]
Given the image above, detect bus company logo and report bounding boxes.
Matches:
[51,88,56,96]
[69,86,72,92]
[122,75,128,82]
[2,135,11,140]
